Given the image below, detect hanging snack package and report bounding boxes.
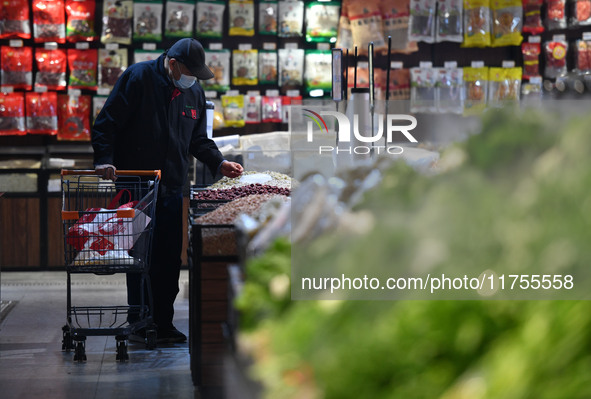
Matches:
[67,49,98,91]
[436,67,464,114]
[348,1,387,52]
[133,1,163,42]
[33,0,66,43]
[35,48,67,90]
[98,48,128,91]
[57,94,91,141]
[491,0,523,47]
[0,92,26,136]
[278,48,304,91]
[546,0,566,30]
[488,67,521,106]
[262,96,283,123]
[0,0,31,39]
[232,49,258,86]
[259,50,278,85]
[463,66,489,114]
[25,91,58,135]
[133,49,161,63]
[409,0,437,43]
[335,0,353,50]
[278,0,304,37]
[259,0,278,35]
[347,65,370,90]
[521,42,541,79]
[221,94,245,128]
[380,0,418,53]
[544,39,568,78]
[463,0,491,47]
[203,49,231,92]
[304,50,332,97]
[101,0,133,44]
[437,0,464,42]
[378,68,411,100]
[570,0,591,26]
[92,95,108,123]
[575,40,591,71]
[196,0,225,39]
[410,66,437,113]
[522,0,544,33]
[244,94,261,124]
[229,0,255,36]
[1,46,33,90]
[66,0,96,42]
[165,1,194,38]
[305,1,340,43]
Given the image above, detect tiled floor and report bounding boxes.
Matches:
[0,270,199,399]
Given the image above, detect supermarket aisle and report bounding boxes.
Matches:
[0,271,198,399]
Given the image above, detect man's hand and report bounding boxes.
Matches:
[220,161,243,178]
[95,164,117,181]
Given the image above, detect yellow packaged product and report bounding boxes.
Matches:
[221,94,245,128]
[463,66,489,114]
[491,0,523,47]
[488,67,521,106]
[463,0,491,47]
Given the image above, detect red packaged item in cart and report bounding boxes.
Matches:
[33,0,66,43]
[523,0,544,33]
[546,0,567,29]
[0,92,26,136]
[522,42,541,79]
[67,49,98,91]
[57,94,91,141]
[0,0,32,39]
[544,39,568,78]
[35,48,67,90]
[1,46,33,90]
[25,91,58,135]
[66,0,97,42]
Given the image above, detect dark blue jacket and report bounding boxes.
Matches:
[91,54,224,189]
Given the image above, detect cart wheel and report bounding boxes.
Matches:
[62,325,74,352]
[146,329,157,350]
[116,339,129,362]
[73,339,87,362]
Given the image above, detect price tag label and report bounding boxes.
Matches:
[44,42,58,50]
[225,90,239,96]
[317,43,330,50]
[68,89,82,97]
[263,42,277,50]
[105,43,119,50]
[286,90,300,97]
[357,61,369,69]
[34,86,48,93]
[391,61,403,69]
[444,61,458,68]
[1,86,14,93]
[75,42,89,50]
[266,89,280,97]
[238,43,252,51]
[583,32,591,41]
[419,61,433,68]
[9,40,23,47]
[247,90,260,96]
[471,60,485,68]
[502,60,516,68]
[204,91,217,98]
[209,43,223,50]
[143,43,157,50]
[285,42,299,50]
[528,35,541,43]
[553,34,566,41]
[97,88,111,96]
[529,76,542,84]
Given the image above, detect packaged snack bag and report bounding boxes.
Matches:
[244,94,261,123]
[348,0,387,52]
[67,49,98,91]
[278,0,304,37]
[305,1,340,43]
[196,0,225,38]
[0,92,26,136]
[100,0,133,44]
[522,0,544,33]
[133,0,163,42]
[35,48,67,91]
[491,0,523,47]
[33,0,66,43]
[259,50,278,85]
[229,0,255,36]
[25,91,58,135]
[221,94,245,128]
[1,46,33,90]
[66,0,97,42]
[463,66,489,114]
[304,50,332,97]
[463,0,491,47]
[57,94,91,141]
[278,48,304,91]
[409,0,437,43]
[436,0,464,42]
[165,0,194,38]
[232,49,258,86]
[544,39,568,78]
[522,42,541,79]
[98,48,128,91]
[203,49,231,92]
[259,1,278,35]
[410,66,437,113]
[0,0,31,39]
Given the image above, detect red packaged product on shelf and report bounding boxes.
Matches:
[544,40,568,78]
[1,46,33,90]
[570,0,591,25]
[57,94,91,141]
[35,48,67,91]
[0,0,32,39]
[522,42,541,79]
[576,40,591,71]
[66,0,97,42]
[25,91,58,135]
[33,0,66,43]
[546,0,567,30]
[523,0,544,34]
[0,92,26,136]
[262,96,283,123]
[67,49,98,91]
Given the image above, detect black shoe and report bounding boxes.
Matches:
[157,327,187,344]
[129,328,146,344]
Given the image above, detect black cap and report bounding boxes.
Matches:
[166,38,214,80]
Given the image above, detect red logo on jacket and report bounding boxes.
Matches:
[191,109,197,119]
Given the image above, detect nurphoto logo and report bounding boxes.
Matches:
[303,109,419,155]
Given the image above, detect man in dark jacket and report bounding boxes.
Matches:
[92,38,243,344]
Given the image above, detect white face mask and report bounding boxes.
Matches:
[172,62,196,89]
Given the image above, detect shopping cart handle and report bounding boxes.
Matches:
[61,169,161,179]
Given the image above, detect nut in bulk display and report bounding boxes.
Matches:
[0,0,31,40]
[229,0,255,37]
[0,92,26,136]
[133,0,163,42]
[101,0,133,44]
[165,0,194,39]
[25,91,58,135]
[66,0,97,42]
[1,45,33,90]
[203,49,231,92]
[57,94,91,141]
[33,0,66,43]
[196,0,225,39]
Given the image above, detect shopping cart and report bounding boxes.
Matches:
[60,170,160,362]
